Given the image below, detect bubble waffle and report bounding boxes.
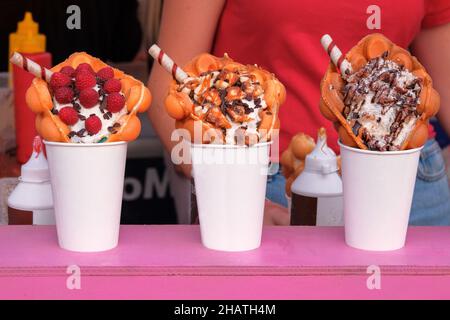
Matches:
[165,53,285,145]
[26,52,152,143]
[320,34,439,151]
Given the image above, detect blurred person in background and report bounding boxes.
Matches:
[1,0,142,71]
[147,0,450,226]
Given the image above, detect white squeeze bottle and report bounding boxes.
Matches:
[8,136,55,225]
[290,128,344,226]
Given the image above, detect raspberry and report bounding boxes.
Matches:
[79,88,99,108]
[75,72,97,90]
[49,72,71,90]
[58,107,79,126]
[106,92,125,113]
[60,66,75,78]
[85,115,102,135]
[75,63,95,75]
[54,87,74,104]
[97,67,114,81]
[103,78,122,93]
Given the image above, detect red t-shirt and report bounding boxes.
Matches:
[212,0,450,154]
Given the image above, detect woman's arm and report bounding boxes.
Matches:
[411,23,450,136]
[147,0,225,176]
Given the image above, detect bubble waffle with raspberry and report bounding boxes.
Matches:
[320,34,439,151]
[165,53,286,145]
[26,52,152,143]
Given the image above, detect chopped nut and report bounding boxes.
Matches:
[226,86,246,101]
[204,106,231,129]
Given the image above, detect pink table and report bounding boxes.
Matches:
[0,225,449,299]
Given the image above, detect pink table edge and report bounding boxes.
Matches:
[0,225,449,299]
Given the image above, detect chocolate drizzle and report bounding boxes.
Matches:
[103,111,112,120]
[352,121,362,136]
[107,122,121,134]
[72,102,81,112]
[76,129,86,137]
[342,54,422,151]
[179,68,268,142]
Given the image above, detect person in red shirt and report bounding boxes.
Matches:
[147,0,450,225]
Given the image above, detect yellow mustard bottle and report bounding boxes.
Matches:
[9,12,52,164]
[9,12,46,86]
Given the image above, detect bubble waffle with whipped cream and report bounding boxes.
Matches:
[26,52,152,143]
[320,34,439,151]
[165,53,285,145]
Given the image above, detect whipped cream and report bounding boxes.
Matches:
[343,54,422,151]
[224,97,266,144]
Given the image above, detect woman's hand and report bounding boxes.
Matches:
[412,23,450,136]
[174,162,192,179]
[263,199,290,226]
[147,0,225,178]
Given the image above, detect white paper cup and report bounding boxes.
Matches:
[44,141,127,252]
[191,142,271,251]
[339,142,422,251]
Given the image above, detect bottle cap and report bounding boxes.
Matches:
[17,12,39,35]
[304,127,339,174]
[8,136,53,211]
[21,136,50,183]
[291,128,342,197]
[16,12,46,53]
[8,12,46,81]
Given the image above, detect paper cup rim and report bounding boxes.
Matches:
[44,140,127,148]
[190,141,273,149]
[338,140,423,155]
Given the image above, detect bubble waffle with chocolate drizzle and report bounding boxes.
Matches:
[165,53,286,145]
[320,34,440,151]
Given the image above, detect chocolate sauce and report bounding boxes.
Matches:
[291,194,318,226]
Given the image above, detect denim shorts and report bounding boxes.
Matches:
[266,139,450,226]
[409,139,450,225]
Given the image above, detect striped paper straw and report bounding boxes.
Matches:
[320,34,352,77]
[148,44,188,83]
[10,52,53,82]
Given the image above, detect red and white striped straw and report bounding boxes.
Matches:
[148,44,188,83]
[320,34,352,77]
[10,52,53,83]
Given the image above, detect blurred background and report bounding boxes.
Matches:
[0,0,449,226]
